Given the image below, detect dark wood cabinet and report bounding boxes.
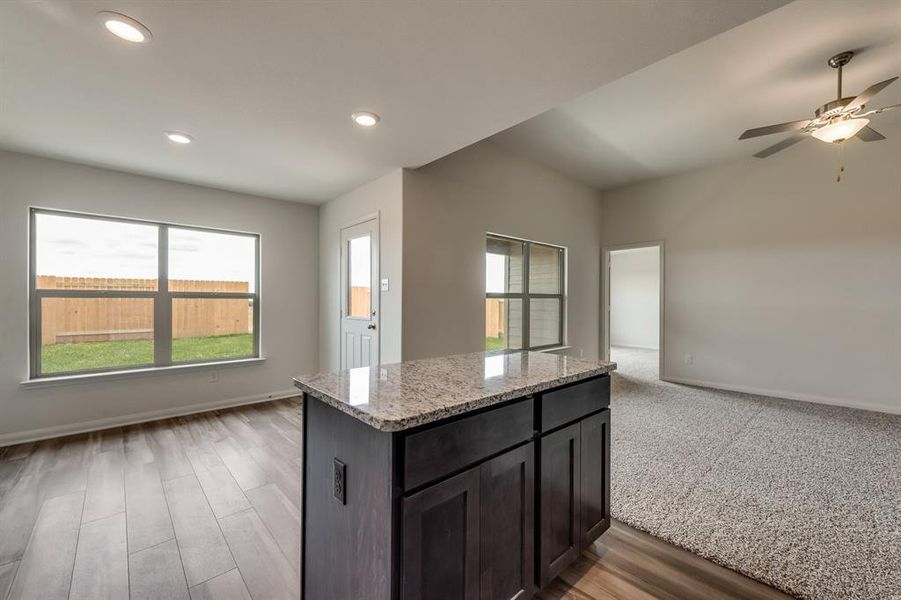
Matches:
[479,443,535,600]
[400,442,536,600]
[538,422,581,587]
[541,376,610,432]
[302,374,611,600]
[402,467,480,600]
[403,398,533,491]
[579,409,611,549]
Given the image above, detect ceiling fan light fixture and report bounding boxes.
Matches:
[739,51,898,159]
[811,118,869,144]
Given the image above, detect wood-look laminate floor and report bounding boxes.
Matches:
[0,398,793,600]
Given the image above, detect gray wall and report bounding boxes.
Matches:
[402,141,603,361]
[600,120,901,413]
[319,170,403,370]
[0,151,319,442]
[610,246,660,350]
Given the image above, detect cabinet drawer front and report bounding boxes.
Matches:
[540,376,609,432]
[403,398,534,491]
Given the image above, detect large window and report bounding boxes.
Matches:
[29,209,260,378]
[485,234,565,351]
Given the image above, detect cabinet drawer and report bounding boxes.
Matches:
[540,376,609,432]
[403,398,533,491]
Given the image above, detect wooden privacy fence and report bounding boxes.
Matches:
[38,276,250,345]
[349,286,372,317]
[485,298,506,338]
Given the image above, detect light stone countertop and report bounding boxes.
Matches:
[293,350,616,432]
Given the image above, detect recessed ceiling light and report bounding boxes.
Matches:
[165,131,193,144]
[352,112,380,127]
[98,11,152,43]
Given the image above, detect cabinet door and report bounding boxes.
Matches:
[579,410,611,549]
[480,443,536,600]
[539,422,581,587]
[402,467,480,600]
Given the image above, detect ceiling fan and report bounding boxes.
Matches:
[739,51,899,158]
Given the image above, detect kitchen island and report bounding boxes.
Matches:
[294,350,616,600]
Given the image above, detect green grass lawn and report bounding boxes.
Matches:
[172,333,253,363]
[485,336,507,351]
[41,333,253,374]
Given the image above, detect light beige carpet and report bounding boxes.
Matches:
[610,347,901,600]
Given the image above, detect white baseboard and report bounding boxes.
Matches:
[611,344,659,351]
[662,376,901,416]
[0,389,301,448]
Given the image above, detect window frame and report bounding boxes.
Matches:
[28,207,261,379]
[485,233,566,351]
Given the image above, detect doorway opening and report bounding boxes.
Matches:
[340,215,379,369]
[603,242,663,379]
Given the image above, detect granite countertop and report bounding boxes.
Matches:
[293,350,616,432]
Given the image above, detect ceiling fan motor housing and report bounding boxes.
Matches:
[815,97,857,119]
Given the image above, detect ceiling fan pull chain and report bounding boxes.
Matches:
[836,144,845,183]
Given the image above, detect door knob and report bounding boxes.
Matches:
[367,323,376,330]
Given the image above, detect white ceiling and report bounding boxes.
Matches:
[491,0,901,191]
[0,0,787,203]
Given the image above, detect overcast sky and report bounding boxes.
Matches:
[36,214,506,293]
[486,253,505,293]
[348,235,370,287]
[35,213,256,290]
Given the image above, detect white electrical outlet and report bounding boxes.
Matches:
[208,370,219,383]
[684,354,693,365]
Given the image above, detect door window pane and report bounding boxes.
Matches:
[40,297,154,374]
[529,298,561,347]
[169,228,256,293]
[486,237,524,293]
[485,298,523,351]
[172,298,254,362]
[34,213,158,291]
[529,243,562,294]
[348,235,371,318]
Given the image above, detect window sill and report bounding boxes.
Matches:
[536,345,573,354]
[20,357,265,389]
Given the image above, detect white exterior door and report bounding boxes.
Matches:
[340,218,379,369]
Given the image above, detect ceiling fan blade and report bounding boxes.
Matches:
[753,134,807,158]
[739,119,810,140]
[856,125,886,142]
[845,76,899,112]
[857,103,900,118]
